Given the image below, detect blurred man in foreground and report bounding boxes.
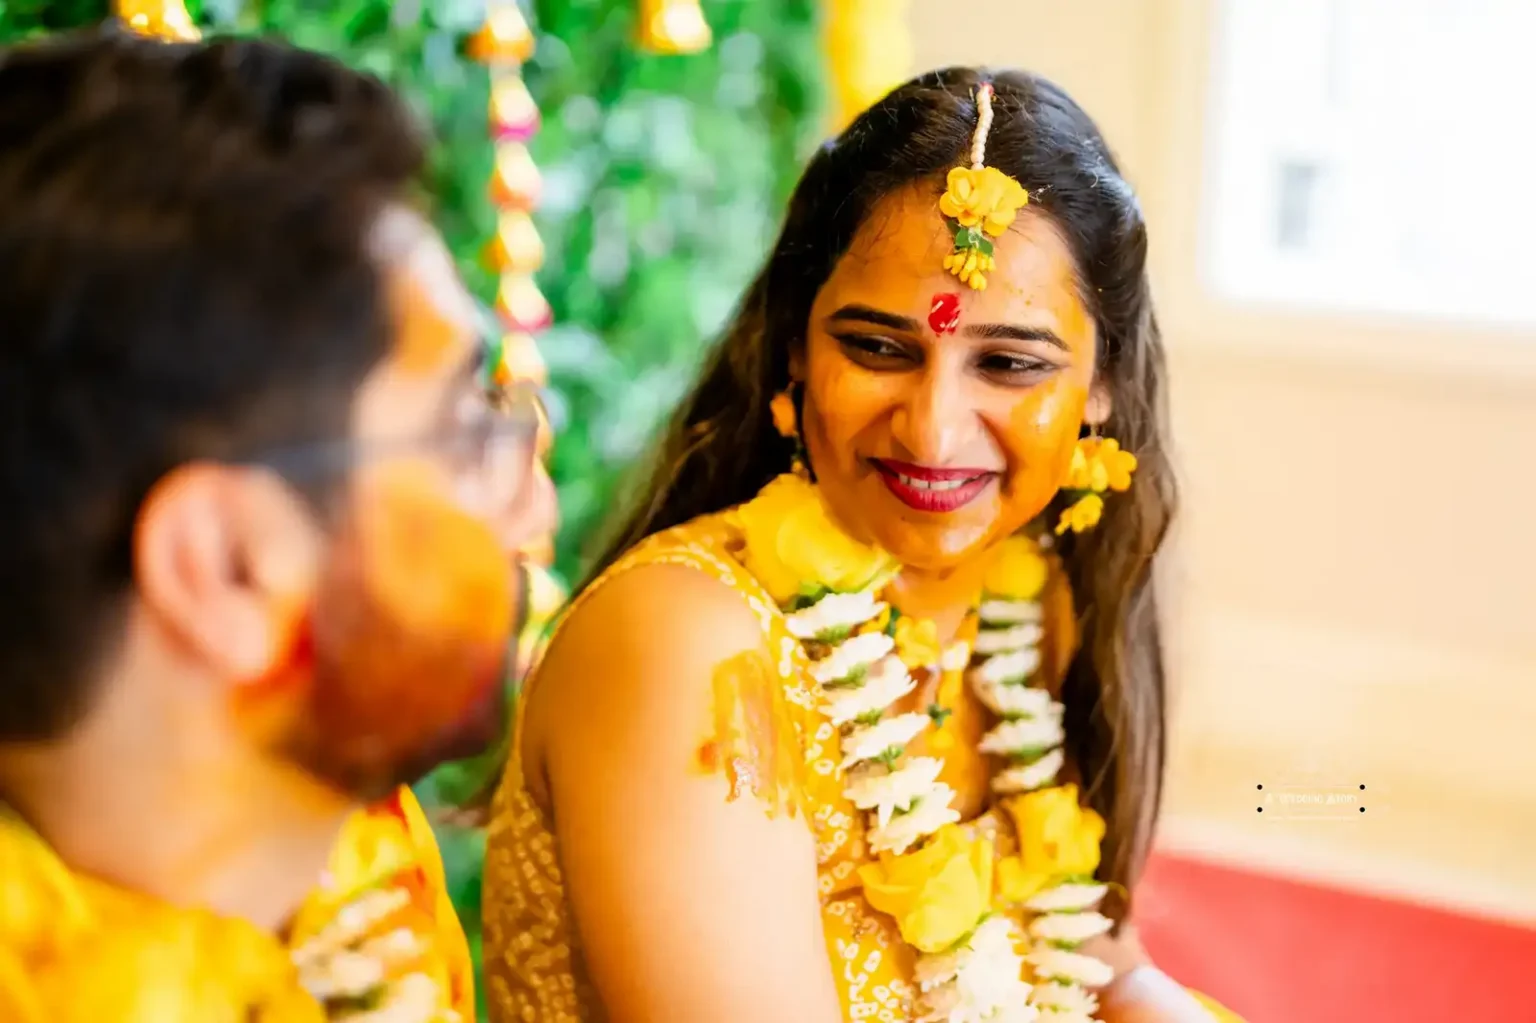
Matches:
[0,29,543,1021]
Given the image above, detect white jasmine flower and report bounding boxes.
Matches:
[298,950,385,1001]
[811,630,895,685]
[991,1007,1044,1023]
[786,591,885,640]
[359,928,429,967]
[971,646,1042,687]
[292,888,411,966]
[973,622,1044,655]
[351,973,441,1023]
[1029,911,1114,946]
[1034,1011,1096,1023]
[867,787,960,855]
[979,715,1065,758]
[979,599,1043,625]
[992,749,1065,794]
[1029,981,1099,1015]
[1026,948,1114,989]
[915,984,966,1023]
[839,712,930,768]
[919,986,1041,1023]
[823,656,915,726]
[920,940,1041,1023]
[941,640,974,672]
[914,914,1011,990]
[845,756,944,829]
[1025,883,1109,914]
[972,678,1054,718]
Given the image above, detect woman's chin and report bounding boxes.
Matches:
[870,520,1003,575]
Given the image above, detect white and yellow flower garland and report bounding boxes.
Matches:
[739,475,1113,1023]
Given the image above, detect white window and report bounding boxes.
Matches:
[1202,0,1536,328]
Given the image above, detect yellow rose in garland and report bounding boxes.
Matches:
[859,825,994,954]
[996,784,1105,903]
[736,474,896,605]
[983,535,1048,600]
[894,615,942,669]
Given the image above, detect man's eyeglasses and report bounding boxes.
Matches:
[258,379,547,522]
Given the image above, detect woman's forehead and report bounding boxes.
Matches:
[820,187,1093,345]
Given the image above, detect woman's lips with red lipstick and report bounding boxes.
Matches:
[870,459,996,513]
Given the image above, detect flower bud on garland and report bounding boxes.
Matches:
[472,2,557,583]
[114,0,198,41]
[635,0,712,55]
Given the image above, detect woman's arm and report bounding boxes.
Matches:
[527,562,844,1023]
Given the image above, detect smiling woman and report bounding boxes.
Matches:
[802,187,1105,569]
[481,67,1235,1023]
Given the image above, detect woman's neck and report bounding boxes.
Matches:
[886,553,992,641]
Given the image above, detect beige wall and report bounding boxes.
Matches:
[910,0,1536,921]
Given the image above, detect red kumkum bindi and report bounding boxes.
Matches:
[928,292,962,335]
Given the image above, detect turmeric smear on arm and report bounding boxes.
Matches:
[696,649,808,821]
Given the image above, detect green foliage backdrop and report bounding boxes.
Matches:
[0,1,825,1015]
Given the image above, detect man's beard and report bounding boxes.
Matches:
[261,468,519,801]
[287,635,512,801]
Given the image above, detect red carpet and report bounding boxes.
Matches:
[1135,851,1536,1022]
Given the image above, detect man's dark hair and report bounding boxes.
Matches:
[0,29,426,741]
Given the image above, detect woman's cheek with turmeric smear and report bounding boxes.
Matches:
[1001,380,1087,512]
[799,355,890,545]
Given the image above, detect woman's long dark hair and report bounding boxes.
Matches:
[587,68,1173,919]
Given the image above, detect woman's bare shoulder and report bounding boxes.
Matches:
[522,560,771,788]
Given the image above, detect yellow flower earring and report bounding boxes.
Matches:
[1055,427,1137,535]
[770,384,814,481]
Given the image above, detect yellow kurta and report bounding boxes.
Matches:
[0,787,472,1023]
[481,509,1244,1022]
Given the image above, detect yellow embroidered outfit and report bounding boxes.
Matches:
[482,508,1241,1022]
[0,787,472,1022]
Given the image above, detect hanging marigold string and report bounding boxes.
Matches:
[469,2,564,661]
[473,4,553,353]
[114,0,199,41]
[635,0,713,55]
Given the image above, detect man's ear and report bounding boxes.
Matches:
[134,465,319,685]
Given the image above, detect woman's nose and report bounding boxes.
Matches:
[888,365,973,466]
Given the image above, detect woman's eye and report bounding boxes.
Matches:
[837,334,913,366]
[979,352,1053,380]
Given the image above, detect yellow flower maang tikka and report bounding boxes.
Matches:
[939,83,1030,290]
